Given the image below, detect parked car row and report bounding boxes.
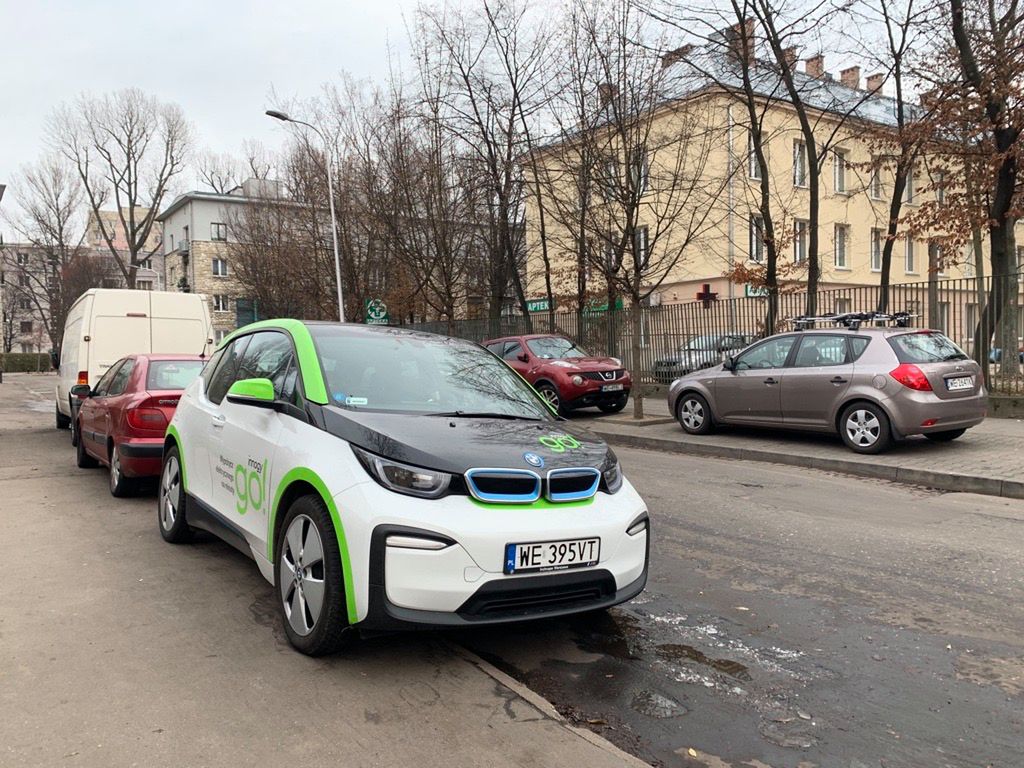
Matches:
[57,302,649,657]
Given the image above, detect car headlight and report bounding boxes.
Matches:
[571,374,584,386]
[352,446,452,499]
[611,357,622,366]
[601,457,623,493]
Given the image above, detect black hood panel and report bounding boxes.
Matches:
[320,407,612,473]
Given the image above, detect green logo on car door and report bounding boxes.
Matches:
[234,457,269,516]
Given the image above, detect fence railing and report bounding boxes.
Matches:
[396,274,1024,394]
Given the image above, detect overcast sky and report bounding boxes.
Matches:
[0,0,421,230]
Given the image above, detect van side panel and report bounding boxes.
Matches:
[150,291,212,356]
[57,293,93,417]
[88,291,153,385]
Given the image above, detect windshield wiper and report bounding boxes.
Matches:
[942,353,968,361]
[427,410,543,421]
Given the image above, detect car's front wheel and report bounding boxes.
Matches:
[676,392,714,435]
[158,446,193,543]
[839,403,892,454]
[536,383,565,415]
[277,495,353,656]
[924,428,967,443]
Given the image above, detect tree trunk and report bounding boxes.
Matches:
[630,301,644,420]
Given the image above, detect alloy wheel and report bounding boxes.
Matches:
[680,398,705,430]
[280,514,326,637]
[110,447,121,491]
[845,409,880,448]
[540,387,560,409]
[160,455,180,531]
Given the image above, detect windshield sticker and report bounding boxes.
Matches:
[538,434,582,453]
[344,396,368,406]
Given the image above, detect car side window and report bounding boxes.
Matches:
[735,336,797,370]
[503,342,524,361]
[485,342,504,356]
[237,332,296,402]
[93,360,124,396]
[206,337,251,405]
[849,337,870,360]
[199,348,226,393]
[107,359,135,395]
[793,335,849,368]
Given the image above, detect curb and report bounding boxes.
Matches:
[448,642,652,767]
[591,428,1024,501]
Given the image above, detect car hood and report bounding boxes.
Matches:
[320,406,613,474]
[539,356,622,371]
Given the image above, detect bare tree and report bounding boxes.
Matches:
[49,88,191,288]
[197,150,243,193]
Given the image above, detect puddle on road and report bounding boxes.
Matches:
[631,689,688,719]
[656,642,753,681]
[568,609,643,661]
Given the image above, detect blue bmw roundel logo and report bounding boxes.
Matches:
[523,452,544,468]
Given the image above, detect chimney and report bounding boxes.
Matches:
[661,44,693,69]
[722,20,755,65]
[597,83,618,108]
[805,54,825,79]
[783,46,799,70]
[840,66,860,90]
[866,72,885,93]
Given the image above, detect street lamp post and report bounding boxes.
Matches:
[265,110,345,323]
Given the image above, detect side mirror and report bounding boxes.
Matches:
[70,383,92,398]
[722,355,736,371]
[517,353,529,363]
[226,377,277,409]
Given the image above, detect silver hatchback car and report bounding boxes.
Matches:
[666,325,987,454]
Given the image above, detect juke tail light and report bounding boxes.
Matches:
[889,363,933,391]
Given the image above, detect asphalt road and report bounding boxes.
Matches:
[3,374,1022,768]
[459,440,1024,767]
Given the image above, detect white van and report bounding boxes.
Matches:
[56,289,213,430]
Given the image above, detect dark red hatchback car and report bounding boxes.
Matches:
[72,354,205,496]
[483,334,631,414]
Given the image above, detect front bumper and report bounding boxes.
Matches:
[562,386,631,410]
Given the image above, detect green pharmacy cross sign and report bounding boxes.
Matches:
[364,298,389,325]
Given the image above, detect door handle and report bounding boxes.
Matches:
[211,414,226,428]
[830,376,849,384]
[763,377,778,385]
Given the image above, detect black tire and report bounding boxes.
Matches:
[70,403,80,446]
[536,383,566,416]
[838,402,892,454]
[158,446,194,543]
[75,422,98,468]
[108,443,136,498]
[56,404,70,430]
[676,392,715,435]
[924,428,967,443]
[598,394,629,414]
[277,495,353,656]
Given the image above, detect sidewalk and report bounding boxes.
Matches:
[577,397,1024,499]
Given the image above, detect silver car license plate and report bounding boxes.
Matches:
[504,538,600,574]
[602,383,624,392]
[946,376,973,391]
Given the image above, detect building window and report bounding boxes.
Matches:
[214,329,229,344]
[905,239,916,273]
[634,226,649,269]
[793,140,807,187]
[749,215,765,263]
[212,258,228,277]
[20,321,33,334]
[16,252,29,266]
[835,297,851,316]
[870,163,883,200]
[834,224,849,268]
[213,294,230,312]
[904,167,915,203]
[871,228,883,271]
[601,157,618,200]
[1017,246,1024,281]
[748,131,762,180]
[138,258,152,271]
[20,343,33,353]
[794,220,808,264]
[19,299,31,310]
[833,149,848,193]
[629,150,649,195]
[137,280,154,291]
[19,275,30,287]
[936,301,950,334]
[930,241,945,276]
[211,222,228,242]
[935,171,946,205]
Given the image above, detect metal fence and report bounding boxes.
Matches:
[397,274,1024,393]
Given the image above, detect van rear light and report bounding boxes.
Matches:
[76,371,89,386]
[127,407,168,431]
[889,364,932,391]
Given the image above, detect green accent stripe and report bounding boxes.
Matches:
[164,424,187,492]
[219,319,329,405]
[469,496,594,510]
[271,468,358,624]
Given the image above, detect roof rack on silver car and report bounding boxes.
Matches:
[788,311,918,331]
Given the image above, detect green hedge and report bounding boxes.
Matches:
[0,353,53,372]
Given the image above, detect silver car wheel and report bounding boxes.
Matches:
[160,455,180,530]
[110,447,121,490]
[681,398,705,430]
[845,409,880,447]
[541,388,559,408]
[280,514,326,637]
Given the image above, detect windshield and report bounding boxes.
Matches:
[309,326,552,420]
[681,335,719,351]
[146,360,204,390]
[888,332,969,363]
[526,337,588,359]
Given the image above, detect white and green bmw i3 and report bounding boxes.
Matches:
[159,320,649,655]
